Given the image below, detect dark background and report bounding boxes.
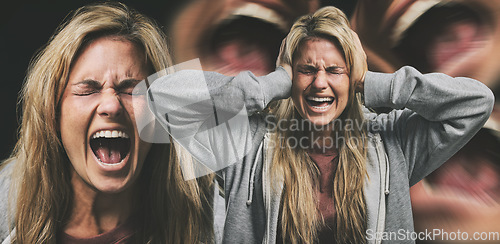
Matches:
[0,0,356,160]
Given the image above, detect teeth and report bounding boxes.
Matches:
[307,96,334,102]
[390,0,442,46]
[311,105,330,111]
[92,130,129,139]
[229,3,288,31]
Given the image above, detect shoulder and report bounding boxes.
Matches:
[0,159,15,243]
[363,106,402,134]
[0,159,14,200]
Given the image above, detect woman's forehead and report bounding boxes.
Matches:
[294,37,345,64]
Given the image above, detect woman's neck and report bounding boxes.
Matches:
[306,125,336,151]
[63,170,137,238]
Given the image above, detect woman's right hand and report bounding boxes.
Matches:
[276,36,293,79]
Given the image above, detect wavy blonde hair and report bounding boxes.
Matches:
[6,2,213,243]
[270,6,368,244]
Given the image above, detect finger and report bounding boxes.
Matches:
[276,36,288,68]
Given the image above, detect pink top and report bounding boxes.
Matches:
[308,148,338,243]
[58,219,137,244]
[276,148,339,243]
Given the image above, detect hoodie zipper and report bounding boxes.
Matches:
[373,133,389,244]
[262,133,271,244]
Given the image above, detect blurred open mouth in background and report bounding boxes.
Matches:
[411,129,500,240]
[352,0,500,241]
[353,0,500,91]
[379,0,500,210]
[201,9,286,76]
[389,1,492,76]
[170,0,319,76]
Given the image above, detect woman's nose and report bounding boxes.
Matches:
[96,89,123,119]
[311,71,328,90]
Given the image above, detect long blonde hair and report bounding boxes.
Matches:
[270,6,368,243]
[7,2,212,243]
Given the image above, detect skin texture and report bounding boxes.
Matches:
[291,37,350,139]
[59,36,151,237]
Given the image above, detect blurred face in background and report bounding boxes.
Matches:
[351,0,500,241]
[410,129,500,243]
[352,0,500,92]
[169,0,319,76]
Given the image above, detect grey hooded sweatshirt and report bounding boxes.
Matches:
[140,66,492,243]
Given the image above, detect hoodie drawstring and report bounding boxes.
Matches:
[384,153,390,195]
[247,141,263,206]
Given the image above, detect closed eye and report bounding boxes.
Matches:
[326,67,346,75]
[297,65,317,75]
[72,79,102,96]
[73,91,99,96]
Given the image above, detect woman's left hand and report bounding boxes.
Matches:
[352,30,366,93]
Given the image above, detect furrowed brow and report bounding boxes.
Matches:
[299,64,318,70]
[73,79,102,88]
[116,79,142,89]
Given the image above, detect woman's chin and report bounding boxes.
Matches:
[85,165,137,194]
[90,176,134,194]
[305,115,336,129]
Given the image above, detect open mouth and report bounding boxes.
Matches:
[389,1,492,73]
[306,96,334,110]
[423,162,500,206]
[422,129,500,206]
[90,130,131,165]
[201,3,287,75]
